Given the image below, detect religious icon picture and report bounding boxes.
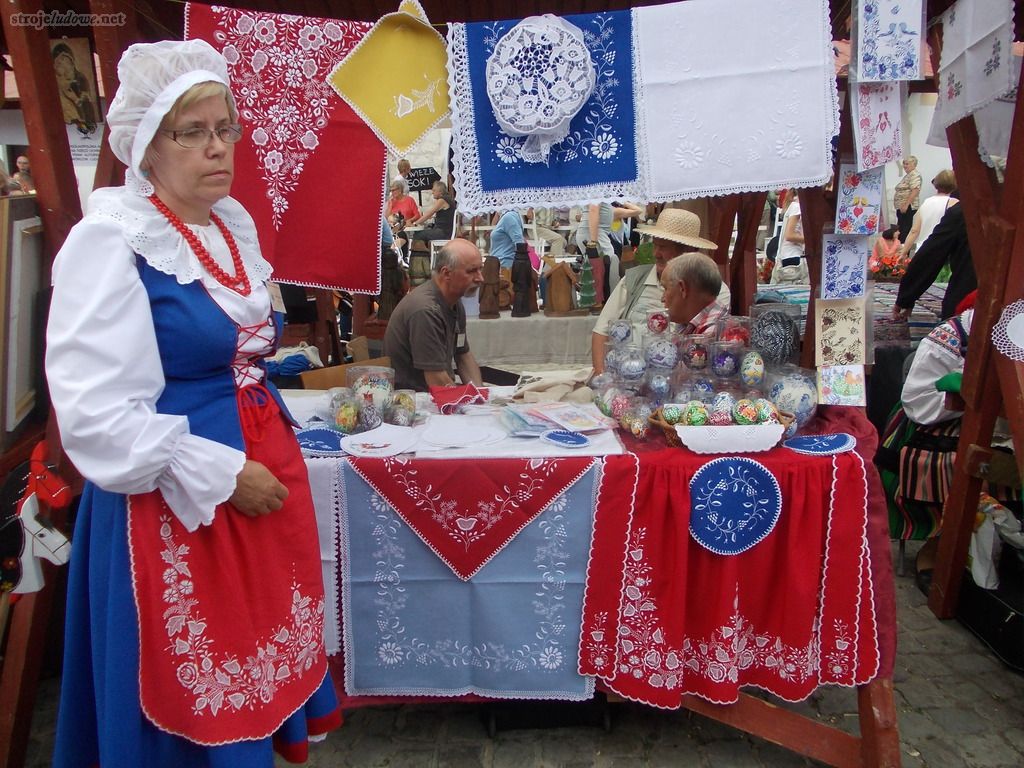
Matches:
[51,38,100,136]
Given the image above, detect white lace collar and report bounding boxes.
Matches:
[86,186,273,286]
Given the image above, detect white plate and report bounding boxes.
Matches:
[419,415,508,448]
[339,424,418,457]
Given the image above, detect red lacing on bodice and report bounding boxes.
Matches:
[232,317,276,388]
[233,317,278,442]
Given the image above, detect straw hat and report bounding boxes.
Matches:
[635,208,717,250]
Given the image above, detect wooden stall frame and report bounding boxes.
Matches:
[923,25,1024,620]
[0,2,905,766]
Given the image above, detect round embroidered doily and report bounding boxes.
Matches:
[485,14,595,164]
[993,299,1024,362]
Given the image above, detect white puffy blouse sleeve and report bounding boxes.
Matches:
[46,217,245,532]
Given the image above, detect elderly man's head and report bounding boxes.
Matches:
[433,239,484,301]
[660,252,722,326]
[635,208,717,278]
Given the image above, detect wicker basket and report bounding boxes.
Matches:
[649,407,795,450]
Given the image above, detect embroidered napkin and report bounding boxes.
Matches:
[329,0,449,155]
[186,3,386,293]
[447,10,642,215]
[817,365,867,406]
[816,298,868,367]
[835,164,884,235]
[934,0,1015,130]
[821,234,869,300]
[634,0,837,202]
[429,382,490,414]
[855,0,924,82]
[851,80,903,170]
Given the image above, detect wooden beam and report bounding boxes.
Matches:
[89,0,141,190]
[1,0,84,261]
[797,185,828,369]
[729,191,766,315]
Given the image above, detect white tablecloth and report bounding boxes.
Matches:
[466,311,596,366]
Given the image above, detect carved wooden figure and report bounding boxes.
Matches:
[478,255,501,319]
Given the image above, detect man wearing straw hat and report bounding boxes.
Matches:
[591,207,724,374]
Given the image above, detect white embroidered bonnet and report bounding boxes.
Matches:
[106,39,234,196]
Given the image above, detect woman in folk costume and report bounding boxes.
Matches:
[46,40,339,766]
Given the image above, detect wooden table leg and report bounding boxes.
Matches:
[858,678,902,767]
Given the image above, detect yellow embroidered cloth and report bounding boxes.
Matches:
[329,5,448,155]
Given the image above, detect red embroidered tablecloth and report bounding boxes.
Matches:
[580,441,879,707]
[186,3,385,293]
[349,456,595,580]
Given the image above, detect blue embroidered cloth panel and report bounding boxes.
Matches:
[339,462,598,700]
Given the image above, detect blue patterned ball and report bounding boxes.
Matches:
[645,338,679,369]
[608,320,632,344]
[768,374,818,427]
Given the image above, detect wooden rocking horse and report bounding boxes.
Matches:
[0,441,72,596]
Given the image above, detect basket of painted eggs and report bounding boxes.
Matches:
[648,395,794,453]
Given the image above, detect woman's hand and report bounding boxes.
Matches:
[229,460,289,517]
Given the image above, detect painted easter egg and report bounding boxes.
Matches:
[683,401,710,426]
[739,351,766,387]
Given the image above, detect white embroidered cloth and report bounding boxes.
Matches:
[934,0,1015,130]
[485,15,595,164]
[851,79,904,170]
[634,0,838,201]
[855,0,924,82]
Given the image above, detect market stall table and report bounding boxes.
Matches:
[285,389,898,766]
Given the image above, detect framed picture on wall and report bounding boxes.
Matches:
[51,37,100,137]
[0,195,45,450]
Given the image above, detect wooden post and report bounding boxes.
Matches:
[729,192,767,315]
[89,0,140,190]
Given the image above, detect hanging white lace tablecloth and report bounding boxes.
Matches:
[934,0,1015,130]
[485,15,595,164]
[634,0,838,202]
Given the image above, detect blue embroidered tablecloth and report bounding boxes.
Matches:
[448,10,641,214]
[339,461,598,699]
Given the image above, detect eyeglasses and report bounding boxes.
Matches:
[159,124,243,149]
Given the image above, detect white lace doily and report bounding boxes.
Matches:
[992,299,1024,362]
[485,15,595,164]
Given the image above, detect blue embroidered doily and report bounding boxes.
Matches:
[295,427,348,457]
[540,429,590,448]
[689,457,782,555]
[783,433,856,456]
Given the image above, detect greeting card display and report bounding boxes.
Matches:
[821,234,870,300]
[817,365,867,406]
[815,298,867,367]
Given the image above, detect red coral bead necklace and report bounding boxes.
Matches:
[148,194,251,296]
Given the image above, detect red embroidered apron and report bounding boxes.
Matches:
[128,399,328,744]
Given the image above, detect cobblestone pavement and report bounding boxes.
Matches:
[23,541,1024,767]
